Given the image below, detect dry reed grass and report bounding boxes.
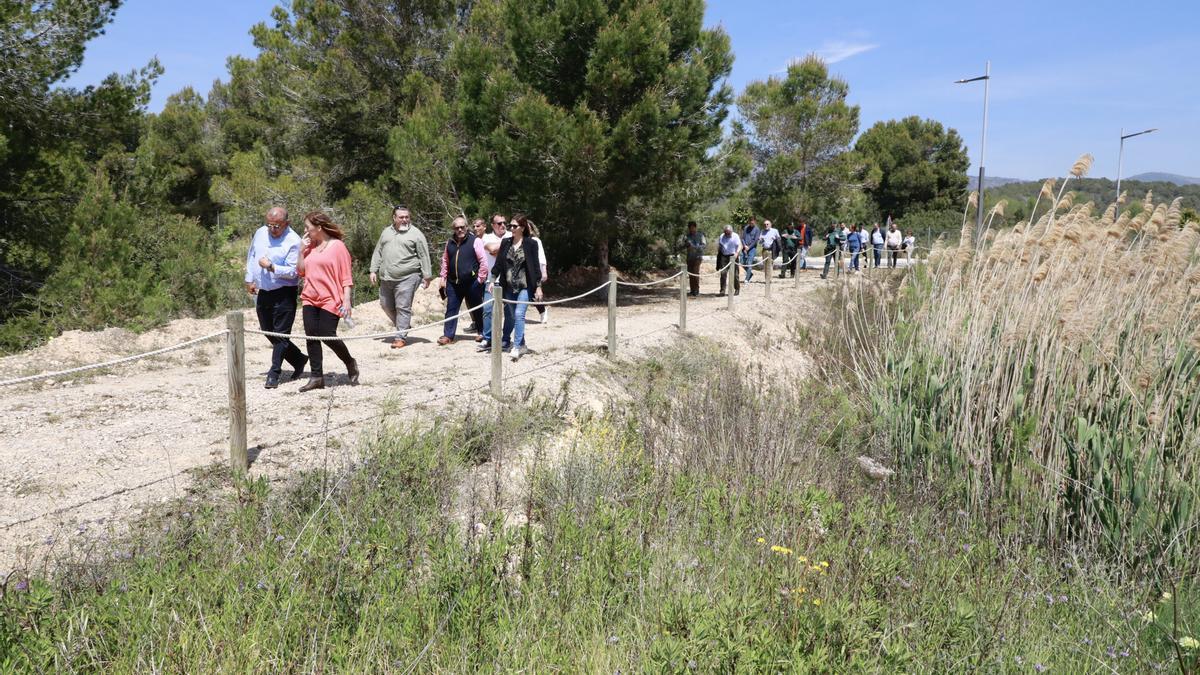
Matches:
[842,163,1200,571]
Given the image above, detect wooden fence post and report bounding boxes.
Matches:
[490,281,502,398]
[607,271,617,357]
[678,261,687,332]
[765,255,773,299]
[795,249,803,289]
[225,311,247,477]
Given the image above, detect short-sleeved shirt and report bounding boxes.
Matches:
[483,231,512,281]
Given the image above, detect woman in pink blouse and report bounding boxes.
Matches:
[296,211,359,391]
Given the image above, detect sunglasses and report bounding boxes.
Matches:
[510,222,522,228]
[453,225,467,230]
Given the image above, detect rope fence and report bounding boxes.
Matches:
[0,331,229,387]
[1,247,929,536]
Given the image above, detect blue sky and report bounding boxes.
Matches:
[65,0,1198,180]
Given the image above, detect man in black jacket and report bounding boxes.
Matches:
[437,217,488,345]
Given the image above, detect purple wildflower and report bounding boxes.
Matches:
[13,579,28,592]
[1035,664,1046,673]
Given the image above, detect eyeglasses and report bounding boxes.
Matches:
[510,222,522,228]
[493,220,506,226]
[453,225,467,230]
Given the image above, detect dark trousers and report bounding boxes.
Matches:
[686,258,702,294]
[302,305,354,377]
[256,286,306,378]
[444,278,485,339]
[716,252,740,294]
[782,250,797,277]
[821,250,837,277]
[888,244,900,267]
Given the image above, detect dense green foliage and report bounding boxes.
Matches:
[854,116,969,219]
[737,56,863,223]
[4,343,1194,671]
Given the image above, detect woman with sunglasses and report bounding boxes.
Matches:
[296,211,359,391]
[492,214,543,361]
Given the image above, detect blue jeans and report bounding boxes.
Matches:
[740,249,755,281]
[443,279,484,339]
[502,288,530,348]
[872,244,883,267]
[481,283,496,341]
[798,245,809,269]
[849,248,861,270]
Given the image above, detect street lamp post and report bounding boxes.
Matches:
[956,61,991,245]
[1115,127,1157,209]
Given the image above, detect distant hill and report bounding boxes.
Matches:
[978,177,1200,224]
[1127,172,1200,186]
[967,175,1026,191]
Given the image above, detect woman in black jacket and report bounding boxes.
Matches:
[493,214,544,361]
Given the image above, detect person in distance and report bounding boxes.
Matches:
[437,216,488,346]
[493,214,544,362]
[369,206,432,349]
[244,206,308,389]
[297,211,358,391]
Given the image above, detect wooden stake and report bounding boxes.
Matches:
[225,311,247,477]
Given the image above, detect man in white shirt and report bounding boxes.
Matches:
[759,219,780,269]
[717,225,742,296]
[478,214,512,350]
[886,223,903,268]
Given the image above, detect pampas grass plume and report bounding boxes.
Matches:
[1069,153,1094,178]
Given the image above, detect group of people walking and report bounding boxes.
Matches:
[245,206,550,391]
[686,216,911,291]
[818,221,914,278]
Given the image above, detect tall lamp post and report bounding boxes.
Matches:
[1115,127,1157,209]
[956,61,991,244]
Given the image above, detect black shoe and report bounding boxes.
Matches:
[299,376,325,392]
[477,341,491,352]
[717,292,726,296]
[291,355,308,381]
[264,374,280,389]
[346,359,359,386]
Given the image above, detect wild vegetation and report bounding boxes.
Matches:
[4,341,1195,671]
[834,160,1199,596]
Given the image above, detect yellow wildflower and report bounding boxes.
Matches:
[798,556,808,563]
[812,599,822,606]
[756,537,765,544]
[820,561,829,568]
[1179,636,1198,650]
[1140,610,1157,624]
[770,545,792,556]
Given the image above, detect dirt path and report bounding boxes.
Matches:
[0,265,835,570]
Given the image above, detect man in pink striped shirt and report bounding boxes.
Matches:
[437,216,489,345]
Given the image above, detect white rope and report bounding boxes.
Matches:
[686,260,734,278]
[615,270,685,287]
[0,331,229,388]
[248,299,493,341]
[498,281,611,306]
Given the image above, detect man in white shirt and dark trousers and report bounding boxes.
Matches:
[717,225,742,296]
[245,206,307,389]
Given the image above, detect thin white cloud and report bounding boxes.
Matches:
[815,40,878,64]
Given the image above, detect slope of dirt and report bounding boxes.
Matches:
[0,264,848,571]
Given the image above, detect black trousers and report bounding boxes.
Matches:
[302,305,354,377]
[782,249,797,276]
[716,252,740,293]
[686,258,702,294]
[256,286,306,377]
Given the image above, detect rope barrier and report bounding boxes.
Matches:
[685,260,734,278]
[0,331,229,388]
[247,298,493,342]
[615,270,685,287]
[497,281,611,305]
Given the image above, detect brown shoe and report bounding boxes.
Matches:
[391,338,407,349]
[437,336,453,346]
[298,376,326,392]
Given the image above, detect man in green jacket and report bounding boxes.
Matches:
[369,206,433,348]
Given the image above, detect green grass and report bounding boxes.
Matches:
[2,343,1197,672]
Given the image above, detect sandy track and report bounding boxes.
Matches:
[0,266,834,570]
